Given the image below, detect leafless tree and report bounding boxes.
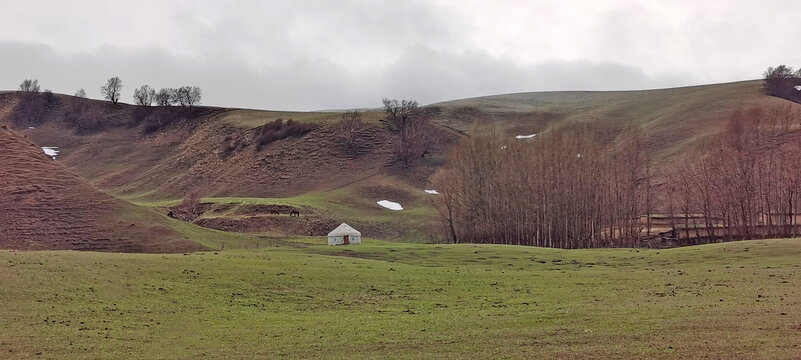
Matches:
[381,98,436,167]
[382,98,420,132]
[763,65,801,99]
[133,85,156,106]
[174,86,202,107]
[15,79,45,125]
[74,88,87,98]
[181,191,202,219]
[334,110,365,149]
[155,88,174,106]
[395,115,436,167]
[18,79,40,93]
[100,77,123,104]
[431,122,650,248]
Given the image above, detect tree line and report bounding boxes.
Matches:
[16,78,202,107]
[430,123,649,248]
[430,104,801,248]
[668,105,801,241]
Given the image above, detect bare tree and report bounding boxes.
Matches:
[100,77,123,104]
[174,86,202,107]
[334,110,365,149]
[181,191,202,219]
[763,65,800,99]
[74,88,87,98]
[396,115,436,167]
[15,79,45,125]
[430,122,650,248]
[18,79,40,93]
[133,85,156,106]
[382,98,420,132]
[430,169,460,243]
[188,86,201,107]
[381,98,436,167]
[155,88,174,106]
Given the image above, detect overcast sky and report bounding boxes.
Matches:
[0,0,799,110]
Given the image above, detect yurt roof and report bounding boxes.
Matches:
[327,223,361,237]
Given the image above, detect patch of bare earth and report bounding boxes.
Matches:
[0,126,199,253]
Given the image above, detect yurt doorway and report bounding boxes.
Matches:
[344,235,350,245]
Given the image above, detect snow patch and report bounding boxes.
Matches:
[41,147,59,160]
[424,189,440,195]
[515,133,537,139]
[795,85,801,91]
[377,200,403,211]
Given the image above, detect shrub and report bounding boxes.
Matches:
[334,110,367,152]
[254,118,312,150]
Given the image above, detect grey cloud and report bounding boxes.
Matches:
[379,46,696,104]
[0,41,697,110]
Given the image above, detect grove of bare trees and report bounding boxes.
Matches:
[149,86,202,107]
[173,86,202,107]
[668,105,801,242]
[18,79,40,93]
[431,105,801,248]
[431,123,649,248]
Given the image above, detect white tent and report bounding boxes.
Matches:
[327,223,361,246]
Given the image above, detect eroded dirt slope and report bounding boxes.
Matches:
[0,93,449,199]
[0,125,200,252]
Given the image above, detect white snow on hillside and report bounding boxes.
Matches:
[377,200,403,211]
[795,85,801,91]
[41,147,59,160]
[424,189,440,195]
[515,134,537,139]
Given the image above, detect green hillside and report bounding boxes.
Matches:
[432,80,801,163]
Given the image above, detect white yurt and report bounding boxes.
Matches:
[327,223,361,245]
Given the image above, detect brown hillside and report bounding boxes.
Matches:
[0,125,199,252]
[3,81,796,207]
[0,93,449,199]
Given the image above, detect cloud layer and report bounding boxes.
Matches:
[0,1,799,110]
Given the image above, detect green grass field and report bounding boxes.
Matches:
[123,176,439,244]
[2,238,799,359]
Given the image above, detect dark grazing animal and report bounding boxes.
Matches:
[289,210,300,217]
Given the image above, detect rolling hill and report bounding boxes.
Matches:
[2,81,800,359]
[7,80,799,201]
[0,93,446,242]
[1,80,799,246]
[431,80,801,164]
[0,124,200,252]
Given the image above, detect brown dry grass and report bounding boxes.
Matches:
[0,125,199,252]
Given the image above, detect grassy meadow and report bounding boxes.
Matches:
[2,238,800,359]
